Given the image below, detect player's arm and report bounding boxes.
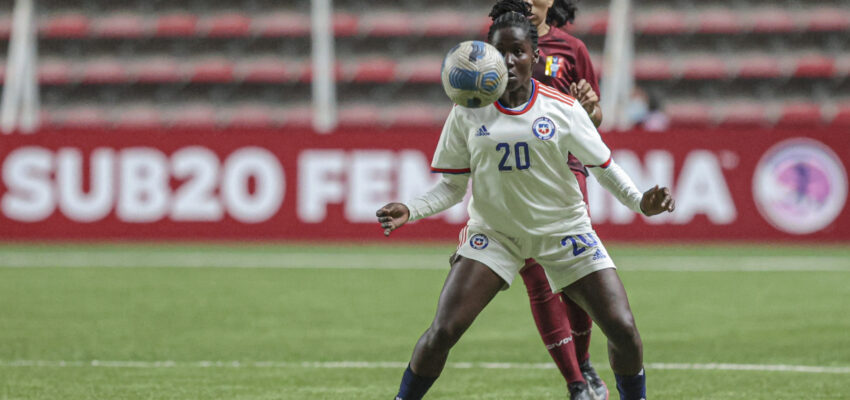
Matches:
[561,102,674,216]
[376,107,472,236]
[377,173,470,236]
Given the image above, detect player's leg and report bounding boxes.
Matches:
[519,260,588,393]
[570,170,609,400]
[396,255,505,400]
[563,269,645,400]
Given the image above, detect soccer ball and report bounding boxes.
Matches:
[440,40,508,108]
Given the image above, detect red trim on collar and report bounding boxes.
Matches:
[494,79,538,115]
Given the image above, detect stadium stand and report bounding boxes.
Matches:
[0,0,846,129]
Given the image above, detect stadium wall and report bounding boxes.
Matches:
[0,127,847,242]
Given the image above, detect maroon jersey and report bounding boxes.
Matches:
[533,26,600,176]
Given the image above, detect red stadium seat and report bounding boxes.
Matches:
[281,105,313,128]
[190,59,235,83]
[41,13,90,38]
[93,14,146,38]
[56,107,109,129]
[169,105,218,129]
[383,104,445,128]
[736,55,784,79]
[348,59,398,83]
[634,56,673,81]
[422,13,476,37]
[804,8,850,32]
[695,10,742,34]
[750,9,796,33]
[583,11,609,35]
[254,12,309,37]
[402,59,442,83]
[635,10,689,35]
[225,105,276,129]
[113,106,163,130]
[0,15,13,39]
[359,13,415,37]
[793,56,835,78]
[38,60,73,85]
[237,59,292,83]
[202,13,251,38]
[666,103,713,128]
[333,13,359,37]
[134,58,183,83]
[155,13,198,37]
[680,56,729,80]
[776,102,823,127]
[82,60,129,84]
[338,105,382,126]
[717,102,769,128]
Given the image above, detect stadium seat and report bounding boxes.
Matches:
[236,59,292,83]
[695,9,742,34]
[333,13,359,37]
[202,13,251,38]
[338,105,382,126]
[168,105,218,129]
[281,105,313,128]
[41,13,90,38]
[422,13,478,36]
[359,13,416,37]
[93,14,146,38]
[134,58,183,83]
[348,59,397,83]
[154,13,198,37]
[680,56,729,80]
[804,8,850,32]
[38,60,73,85]
[0,16,10,39]
[225,105,277,129]
[54,106,109,129]
[634,56,673,81]
[634,10,689,35]
[717,102,769,128]
[254,12,310,37]
[82,60,129,84]
[736,55,784,79]
[666,102,713,128]
[383,104,446,127]
[190,59,235,83]
[113,106,164,130]
[793,56,835,78]
[750,9,797,33]
[776,102,824,127]
[401,59,442,83]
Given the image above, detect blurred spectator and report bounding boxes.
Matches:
[642,92,670,131]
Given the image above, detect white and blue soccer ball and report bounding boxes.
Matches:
[440,40,508,108]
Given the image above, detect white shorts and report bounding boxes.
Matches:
[454,224,616,293]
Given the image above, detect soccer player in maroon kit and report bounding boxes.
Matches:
[500,0,609,399]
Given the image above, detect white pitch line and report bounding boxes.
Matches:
[0,251,848,271]
[1,360,849,374]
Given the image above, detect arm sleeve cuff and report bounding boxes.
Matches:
[405,173,470,221]
[589,160,644,215]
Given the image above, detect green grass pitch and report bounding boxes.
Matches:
[1,243,849,399]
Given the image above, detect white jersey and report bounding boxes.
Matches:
[431,79,612,237]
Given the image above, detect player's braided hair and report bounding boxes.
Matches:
[547,0,579,27]
[487,0,538,54]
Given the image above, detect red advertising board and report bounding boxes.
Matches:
[0,127,847,241]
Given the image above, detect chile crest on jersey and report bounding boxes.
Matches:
[532,116,556,140]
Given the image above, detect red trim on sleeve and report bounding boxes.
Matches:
[587,157,612,169]
[431,167,471,174]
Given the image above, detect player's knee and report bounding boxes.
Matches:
[424,323,463,351]
[606,313,642,353]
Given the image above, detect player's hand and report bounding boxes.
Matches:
[570,79,599,116]
[640,185,675,216]
[376,203,410,237]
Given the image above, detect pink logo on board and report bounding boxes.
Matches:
[753,138,847,234]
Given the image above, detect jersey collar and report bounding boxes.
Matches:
[494,79,538,116]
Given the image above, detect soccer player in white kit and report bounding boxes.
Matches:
[377,9,674,400]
